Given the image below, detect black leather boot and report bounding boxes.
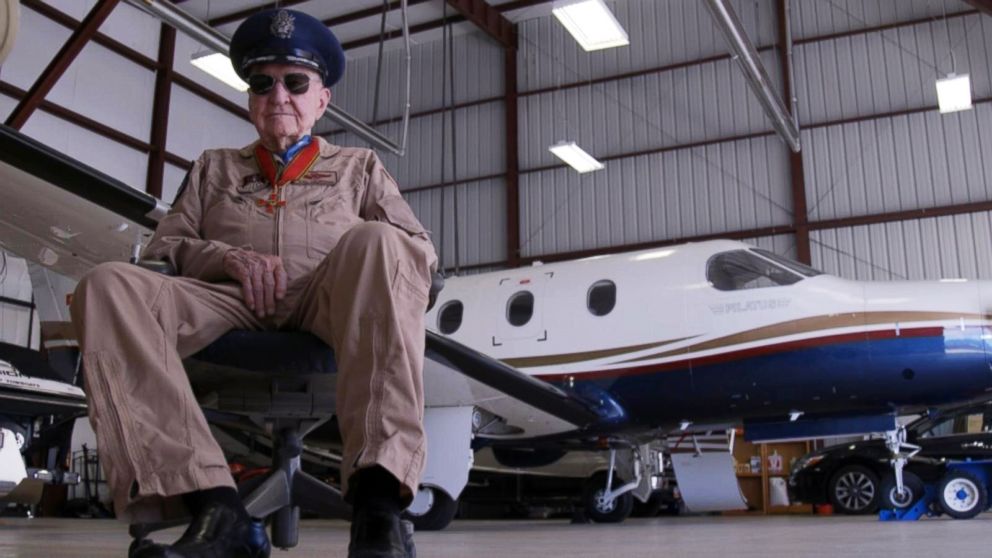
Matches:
[348,504,413,558]
[130,502,271,558]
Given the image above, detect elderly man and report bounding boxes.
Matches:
[70,9,434,558]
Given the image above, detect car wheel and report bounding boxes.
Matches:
[827,465,879,515]
[582,472,634,523]
[936,469,987,519]
[879,471,925,510]
[403,486,458,531]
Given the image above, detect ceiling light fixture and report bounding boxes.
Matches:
[936,73,972,114]
[190,51,248,92]
[548,141,604,173]
[552,0,629,52]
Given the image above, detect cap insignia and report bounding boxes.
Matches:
[270,10,295,39]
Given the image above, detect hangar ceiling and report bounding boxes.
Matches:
[2,0,992,284]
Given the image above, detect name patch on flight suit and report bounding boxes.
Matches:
[237,174,270,194]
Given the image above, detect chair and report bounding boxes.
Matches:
[129,330,349,552]
[127,263,443,554]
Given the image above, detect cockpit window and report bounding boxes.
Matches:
[706,250,803,291]
[752,249,823,278]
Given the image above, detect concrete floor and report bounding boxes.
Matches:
[1,514,990,557]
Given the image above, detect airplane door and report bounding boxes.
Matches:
[492,271,552,347]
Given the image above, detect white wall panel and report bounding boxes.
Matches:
[803,103,992,222]
[795,13,992,124]
[519,51,779,170]
[18,110,147,190]
[42,0,160,59]
[520,135,791,259]
[518,0,777,92]
[0,93,15,119]
[334,31,504,123]
[404,179,506,270]
[2,7,71,90]
[162,163,191,205]
[792,0,963,41]
[328,102,505,189]
[810,212,992,281]
[2,7,157,142]
[166,84,257,161]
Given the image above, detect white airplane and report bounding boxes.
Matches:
[4,124,992,529]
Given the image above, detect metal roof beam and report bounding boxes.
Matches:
[963,0,992,17]
[444,0,515,48]
[704,0,800,153]
[5,0,121,130]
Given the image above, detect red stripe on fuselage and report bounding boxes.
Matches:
[534,326,946,382]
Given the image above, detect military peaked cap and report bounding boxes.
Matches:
[230,9,345,87]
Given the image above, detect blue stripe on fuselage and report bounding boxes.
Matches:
[554,331,992,427]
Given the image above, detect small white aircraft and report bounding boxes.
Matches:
[421,239,992,521]
[4,124,992,528]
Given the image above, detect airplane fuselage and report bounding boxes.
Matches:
[426,240,992,432]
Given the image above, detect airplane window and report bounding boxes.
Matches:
[752,248,824,277]
[507,291,534,326]
[587,280,616,316]
[438,300,463,335]
[707,250,803,291]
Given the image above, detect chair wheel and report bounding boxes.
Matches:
[128,537,156,557]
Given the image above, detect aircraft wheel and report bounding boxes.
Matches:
[827,465,879,515]
[879,471,925,510]
[0,420,28,452]
[936,469,987,519]
[403,486,458,531]
[583,473,634,523]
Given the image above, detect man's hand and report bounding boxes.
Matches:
[222,249,287,318]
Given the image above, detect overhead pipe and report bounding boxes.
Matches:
[703,0,801,153]
[125,0,409,156]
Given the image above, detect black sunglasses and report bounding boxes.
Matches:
[247,73,316,95]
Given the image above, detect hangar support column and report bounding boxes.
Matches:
[443,0,520,268]
[776,0,811,265]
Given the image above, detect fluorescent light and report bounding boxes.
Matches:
[552,0,629,52]
[191,51,248,92]
[936,73,972,114]
[549,141,604,173]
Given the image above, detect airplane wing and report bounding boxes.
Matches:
[0,124,162,279]
[0,124,606,441]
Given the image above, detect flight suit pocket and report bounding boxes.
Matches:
[203,193,253,248]
[305,194,350,260]
[374,195,428,238]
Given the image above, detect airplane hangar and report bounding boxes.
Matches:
[2,0,992,557]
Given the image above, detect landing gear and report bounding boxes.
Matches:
[404,486,458,531]
[879,427,921,510]
[581,447,643,523]
[879,471,924,510]
[583,471,634,522]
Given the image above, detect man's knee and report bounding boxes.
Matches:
[73,261,152,310]
[338,221,403,252]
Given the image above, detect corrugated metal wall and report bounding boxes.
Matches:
[520,135,791,258]
[4,0,992,284]
[517,0,777,92]
[811,211,992,281]
[511,0,992,285]
[516,0,792,263]
[319,30,508,270]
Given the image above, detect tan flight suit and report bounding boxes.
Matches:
[70,137,437,523]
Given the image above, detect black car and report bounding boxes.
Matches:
[788,401,992,515]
